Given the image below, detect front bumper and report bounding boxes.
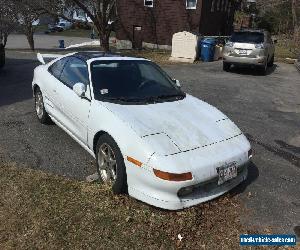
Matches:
[127,134,251,210]
[223,55,266,66]
[128,162,248,210]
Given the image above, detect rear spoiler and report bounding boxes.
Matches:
[37,53,63,64]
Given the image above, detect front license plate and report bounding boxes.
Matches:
[239,49,247,55]
[217,163,237,185]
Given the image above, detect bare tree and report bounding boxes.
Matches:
[292,0,299,41]
[0,0,17,47]
[37,0,116,51]
[10,0,45,50]
[71,0,116,51]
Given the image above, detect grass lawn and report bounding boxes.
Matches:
[34,25,116,39]
[122,50,172,65]
[48,28,93,38]
[34,24,92,38]
[0,164,267,249]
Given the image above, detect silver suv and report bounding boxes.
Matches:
[223,30,275,74]
[0,43,4,69]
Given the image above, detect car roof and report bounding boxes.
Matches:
[72,51,148,62]
[237,29,266,34]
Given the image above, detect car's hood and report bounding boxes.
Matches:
[101,95,242,155]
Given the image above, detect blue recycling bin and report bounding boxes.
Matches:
[59,40,65,49]
[201,38,216,62]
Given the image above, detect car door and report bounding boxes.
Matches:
[55,57,91,145]
[43,57,69,120]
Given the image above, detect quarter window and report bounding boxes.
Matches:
[144,0,153,7]
[186,0,197,9]
[48,58,69,79]
[59,57,89,88]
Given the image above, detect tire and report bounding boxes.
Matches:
[259,59,268,75]
[34,87,52,124]
[0,45,5,69]
[96,134,127,194]
[268,54,274,67]
[223,62,231,72]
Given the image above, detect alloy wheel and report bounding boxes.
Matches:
[35,92,44,119]
[98,143,117,183]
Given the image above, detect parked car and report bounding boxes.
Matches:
[33,52,252,210]
[0,44,5,69]
[223,29,275,74]
[46,21,72,33]
[56,21,72,31]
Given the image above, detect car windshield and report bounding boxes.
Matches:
[230,32,264,44]
[91,60,185,104]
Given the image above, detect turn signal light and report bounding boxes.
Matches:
[127,156,142,167]
[153,169,193,182]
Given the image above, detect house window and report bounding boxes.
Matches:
[144,0,153,7]
[186,0,197,9]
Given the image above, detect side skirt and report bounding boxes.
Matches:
[50,115,96,159]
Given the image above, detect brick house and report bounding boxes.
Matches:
[116,0,236,49]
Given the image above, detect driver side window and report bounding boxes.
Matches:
[59,57,89,89]
[138,63,171,88]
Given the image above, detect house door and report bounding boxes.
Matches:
[133,26,142,49]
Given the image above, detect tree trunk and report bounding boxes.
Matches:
[26,31,35,51]
[3,33,8,47]
[100,32,110,52]
[292,0,299,42]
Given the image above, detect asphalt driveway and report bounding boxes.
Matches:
[0,51,299,237]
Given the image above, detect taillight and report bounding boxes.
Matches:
[255,43,264,49]
[248,149,253,159]
[226,42,234,47]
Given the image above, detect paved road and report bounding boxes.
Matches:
[0,51,299,236]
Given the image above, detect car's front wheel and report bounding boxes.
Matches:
[223,62,231,72]
[96,134,127,194]
[34,87,52,124]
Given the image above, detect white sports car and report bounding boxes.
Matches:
[33,52,252,210]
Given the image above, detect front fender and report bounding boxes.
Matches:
[88,101,155,168]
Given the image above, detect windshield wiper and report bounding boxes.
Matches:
[143,94,185,103]
[104,97,143,102]
[103,94,185,104]
[155,93,186,100]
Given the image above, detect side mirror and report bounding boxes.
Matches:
[73,82,86,97]
[173,79,181,88]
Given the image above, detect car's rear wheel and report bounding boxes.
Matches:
[96,134,127,194]
[34,88,52,124]
[268,54,274,67]
[223,62,231,72]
